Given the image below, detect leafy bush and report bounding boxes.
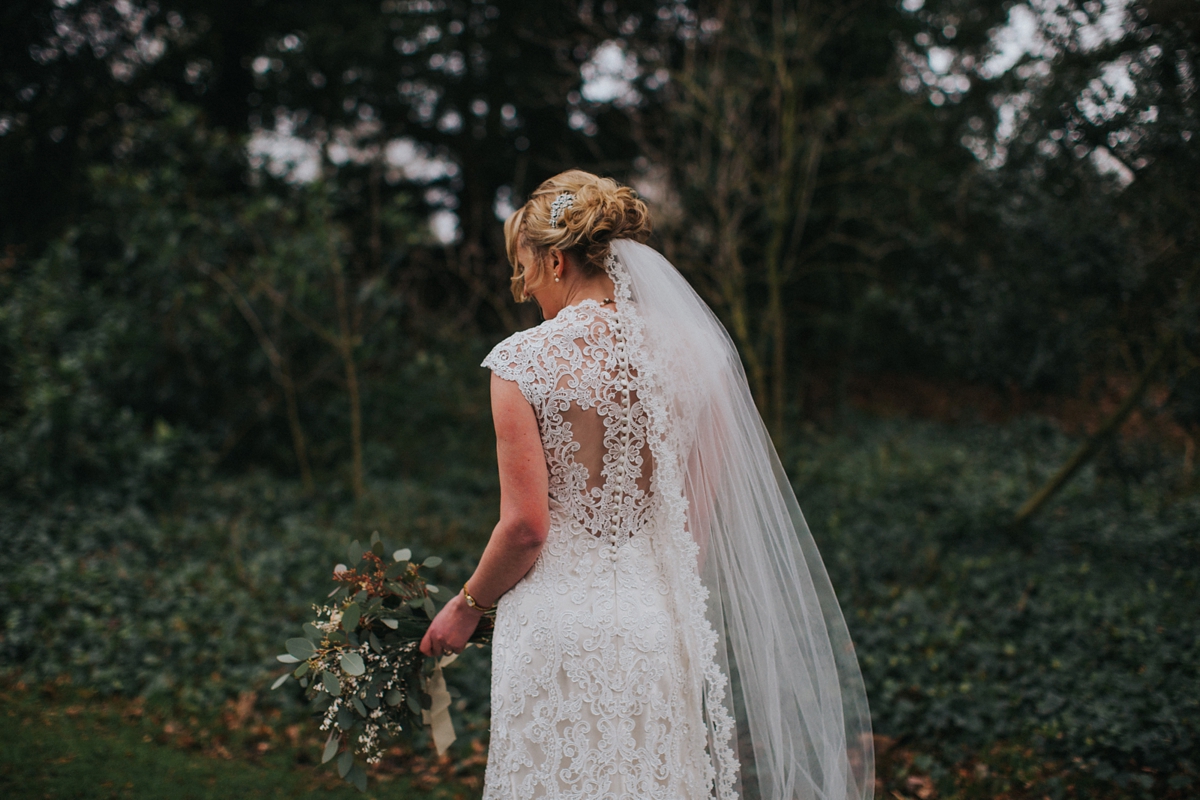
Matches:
[0,102,459,509]
[791,416,1199,796]
[0,471,497,719]
[0,230,206,504]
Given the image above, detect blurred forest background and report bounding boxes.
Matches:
[1,0,1198,798]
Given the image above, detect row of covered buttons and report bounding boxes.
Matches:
[606,311,632,559]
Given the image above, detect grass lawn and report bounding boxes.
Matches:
[0,679,473,800]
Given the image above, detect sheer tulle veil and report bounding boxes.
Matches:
[607,239,874,800]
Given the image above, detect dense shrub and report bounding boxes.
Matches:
[792,417,1200,796]
[0,471,498,715]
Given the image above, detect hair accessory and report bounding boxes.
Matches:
[549,192,575,227]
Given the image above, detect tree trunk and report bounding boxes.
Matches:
[198,260,314,493]
[330,245,366,501]
[1013,340,1171,526]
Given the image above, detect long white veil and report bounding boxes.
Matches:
[608,238,874,800]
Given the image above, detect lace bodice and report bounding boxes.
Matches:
[481,300,657,545]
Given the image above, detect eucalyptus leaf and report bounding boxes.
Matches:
[385,689,403,707]
[293,662,310,678]
[286,637,317,660]
[352,696,368,717]
[337,748,354,778]
[369,531,381,547]
[369,631,383,653]
[423,596,436,620]
[406,692,422,714]
[270,673,290,690]
[422,556,443,568]
[380,617,399,630]
[340,651,365,676]
[393,548,411,562]
[302,622,323,643]
[427,584,440,594]
[347,540,363,565]
[322,732,340,764]
[323,670,341,697]
[341,603,360,632]
[350,763,367,792]
[276,653,300,664]
[337,707,355,731]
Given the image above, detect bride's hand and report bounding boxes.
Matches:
[420,592,485,658]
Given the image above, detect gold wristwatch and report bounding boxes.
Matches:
[462,581,497,614]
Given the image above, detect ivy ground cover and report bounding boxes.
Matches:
[2,414,1196,798]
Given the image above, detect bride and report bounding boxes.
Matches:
[421,170,873,800]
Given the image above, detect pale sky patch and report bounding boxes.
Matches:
[580,40,641,106]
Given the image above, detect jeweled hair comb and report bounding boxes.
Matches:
[549,192,575,228]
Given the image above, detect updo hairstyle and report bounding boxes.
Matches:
[504,170,651,302]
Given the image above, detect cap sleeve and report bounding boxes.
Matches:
[481,329,541,408]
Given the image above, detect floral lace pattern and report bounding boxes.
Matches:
[479,255,739,800]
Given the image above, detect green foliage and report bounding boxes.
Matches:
[1,0,645,261]
[0,229,201,504]
[3,408,1196,795]
[792,416,1200,796]
[0,471,496,713]
[884,0,1200,411]
[0,101,487,505]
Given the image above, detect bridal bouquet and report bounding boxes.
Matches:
[272,532,491,791]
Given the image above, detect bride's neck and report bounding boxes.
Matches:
[562,277,614,307]
[538,273,616,319]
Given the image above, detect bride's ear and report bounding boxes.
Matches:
[548,248,567,280]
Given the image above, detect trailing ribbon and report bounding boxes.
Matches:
[421,653,458,755]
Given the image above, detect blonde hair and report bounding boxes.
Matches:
[504,170,651,302]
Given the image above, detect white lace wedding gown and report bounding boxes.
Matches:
[480,294,739,800]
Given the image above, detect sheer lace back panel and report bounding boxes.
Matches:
[485,300,655,541]
[480,298,723,800]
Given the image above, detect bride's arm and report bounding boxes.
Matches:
[420,373,549,657]
[462,374,551,602]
